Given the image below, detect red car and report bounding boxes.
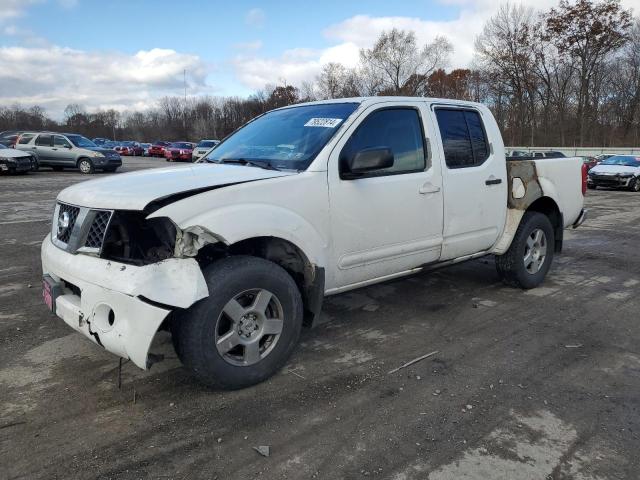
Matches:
[114,145,133,156]
[164,142,194,162]
[148,141,171,157]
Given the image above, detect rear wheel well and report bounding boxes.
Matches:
[526,197,563,253]
[195,237,324,327]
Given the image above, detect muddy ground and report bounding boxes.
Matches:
[1,158,639,479]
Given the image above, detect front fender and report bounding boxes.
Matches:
[150,203,329,268]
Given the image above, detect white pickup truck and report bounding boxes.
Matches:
[41,97,587,389]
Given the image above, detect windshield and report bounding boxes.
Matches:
[171,142,192,149]
[600,155,640,167]
[66,135,97,148]
[197,140,218,148]
[204,102,359,170]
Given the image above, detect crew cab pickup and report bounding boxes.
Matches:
[41,97,587,389]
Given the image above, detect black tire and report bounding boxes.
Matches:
[629,178,640,192]
[587,184,597,190]
[173,255,303,389]
[495,211,555,289]
[52,166,64,172]
[77,158,95,174]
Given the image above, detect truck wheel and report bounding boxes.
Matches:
[495,211,555,289]
[173,255,303,389]
[78,158,95,174]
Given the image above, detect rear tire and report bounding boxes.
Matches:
[173,256,303,389]
[495,211,555,289]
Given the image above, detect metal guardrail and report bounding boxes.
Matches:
[508,147,640,156]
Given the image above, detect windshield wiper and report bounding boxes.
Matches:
[215,158,281,171]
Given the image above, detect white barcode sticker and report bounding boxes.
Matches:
[304,118,343,128]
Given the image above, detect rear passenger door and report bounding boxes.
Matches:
[33,134,54,164]
[432,106,507,260]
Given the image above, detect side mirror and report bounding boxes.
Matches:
[341,147,394,178]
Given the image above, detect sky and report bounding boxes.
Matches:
[1,0,639,118]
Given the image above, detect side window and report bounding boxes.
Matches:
[35,134,52,147]
[54,135,71,147]
[340,108,426,177]
[435,109,489,168]
[18,134,35,145]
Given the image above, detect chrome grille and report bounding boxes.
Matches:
[52,203,113,254]
[85,211,111,249]
[56,203,80,243]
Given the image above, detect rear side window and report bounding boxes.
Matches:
[435,109,489,168]
[18,134,35,144]
[54,135,71,147]
[35,134,52,147]
[340,108,426,177]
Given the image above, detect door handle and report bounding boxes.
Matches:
[485,177,502,186]
[52,148,58,151]
[419,182,441,194]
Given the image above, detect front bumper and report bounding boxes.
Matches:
[0,158,32,173]
[588,174,634,188]
[41,236,208,368]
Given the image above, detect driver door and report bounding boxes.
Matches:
[51,135,75,166]
[327,101,444,291]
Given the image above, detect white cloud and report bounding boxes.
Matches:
[245,8,265,27]
[0,46,209,117]
[232,0,640,91]
[0,0,42,21]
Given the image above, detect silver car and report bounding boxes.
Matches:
[15,132,122,174]
[192,139,219,162]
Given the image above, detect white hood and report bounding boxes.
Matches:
[57,164,296,210]
[0,148,31,158]
[590,164,640,176]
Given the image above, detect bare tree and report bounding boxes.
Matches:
[360,29,452,96]
[543,0,632,144]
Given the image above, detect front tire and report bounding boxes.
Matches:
[629,178,640,192]
[77,158,95,174]
[495,211,555,289]
[173,256,303,389]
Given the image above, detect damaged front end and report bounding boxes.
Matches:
[41,203,210,369]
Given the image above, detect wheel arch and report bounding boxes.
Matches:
[194,235,325,328]
[525,196,563,253]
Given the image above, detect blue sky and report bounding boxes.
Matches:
[1,0,638,117]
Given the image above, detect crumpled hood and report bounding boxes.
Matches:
[0,149,31,158]
[57,163,296,210]
[590,164,640,175]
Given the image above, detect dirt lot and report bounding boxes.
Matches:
[1,158,639,480]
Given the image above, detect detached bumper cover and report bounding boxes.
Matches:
[588,174,634,187]
[41,236,208,368]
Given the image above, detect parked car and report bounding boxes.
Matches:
[40,97,586,389]
[15,132,122,174]
[164,142,194,162]
[587,155,640,191]
[113,144,132,156]
[148,141,171,157]
[0,130,24,147]
[121,141,144,156]
[580,156,598,170]
[192,139,220,162]
[140,143,152,156]
[92,138,110,146]
[0,143,35,174]
[102,141,118,149]
[594,154,615,163]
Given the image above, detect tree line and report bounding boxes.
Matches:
[1,0,638,147]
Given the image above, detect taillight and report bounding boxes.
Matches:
[581,163,587,195]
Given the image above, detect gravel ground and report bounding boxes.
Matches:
[1,158,639,479]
